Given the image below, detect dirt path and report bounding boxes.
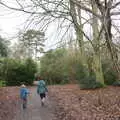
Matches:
[13,87,54,120]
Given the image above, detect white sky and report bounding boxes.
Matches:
[0,0,120,52]
[0,5,51,48]
[0,4,74,51]
[0,5,29,38]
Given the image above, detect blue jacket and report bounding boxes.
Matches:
[20,88,29,99]
[37,80,48,94]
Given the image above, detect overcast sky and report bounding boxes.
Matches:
[0,4,75,52]
[0,0,95,51]
[1,0,119,52]
[0,5,54,49]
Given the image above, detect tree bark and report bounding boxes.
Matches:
[95,0,120,81]
[104,9,120,80]
[69,0,89,76]
[91,0,104,84]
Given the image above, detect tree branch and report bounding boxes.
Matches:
[71,0,102,19]
[111,1,120,9]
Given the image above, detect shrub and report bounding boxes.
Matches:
[78,76,104,89]
[0,80,6,87]
[113,81,120,86]
[1,58,37,86]
[40,49,69,84]
[102,62,117,85]
[24,58,37,85]
[76,64,104,89]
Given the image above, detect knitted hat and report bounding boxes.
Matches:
[21,84,26,87]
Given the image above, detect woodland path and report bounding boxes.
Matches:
[13,87,54,120]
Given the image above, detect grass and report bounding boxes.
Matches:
[0,80,6,87]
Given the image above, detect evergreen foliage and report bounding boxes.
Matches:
[75,64,104,89]
[0,36,8,57]
[40,49,69,84]
[102,62,117,85]
[0,58,37,86]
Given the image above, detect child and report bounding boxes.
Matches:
[20,84,29,109]
[37,77,48,106]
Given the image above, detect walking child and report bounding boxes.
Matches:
[37,77,48,106]
[20,84,29,109]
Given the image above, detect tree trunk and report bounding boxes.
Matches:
[91,0,104,84]
[69,0,89,76]
[104,4,120,81]
[95,0,120,81]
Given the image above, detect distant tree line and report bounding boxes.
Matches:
[40,47,117,89]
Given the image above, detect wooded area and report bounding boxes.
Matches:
[0,0,120,88]
[0,1,120,119]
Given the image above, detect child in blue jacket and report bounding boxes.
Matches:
[20,84,29,109]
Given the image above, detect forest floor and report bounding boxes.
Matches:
[1,84,120,120]
[0,87,19,120]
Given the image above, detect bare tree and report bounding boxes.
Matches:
[94,0,120,81]
[0,0,120,82]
